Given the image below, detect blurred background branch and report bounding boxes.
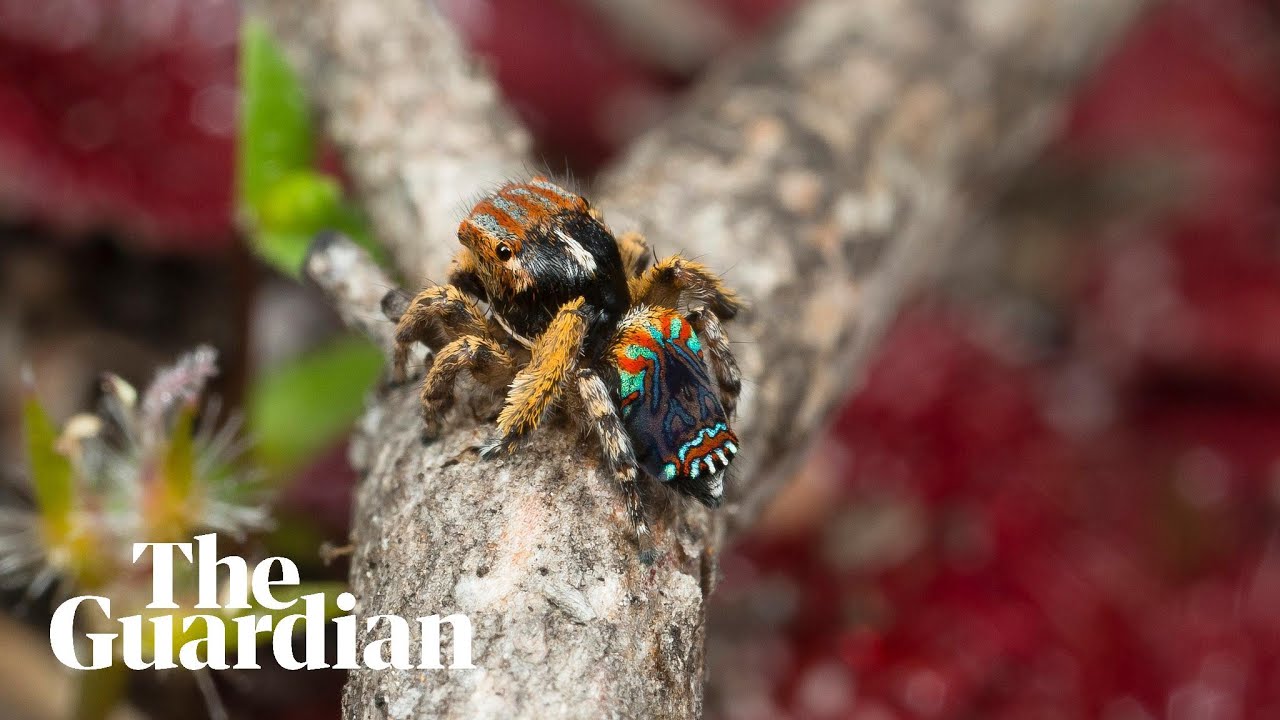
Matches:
[570,0,732,74]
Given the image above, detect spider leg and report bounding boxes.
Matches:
[577,367,654,564]
[482,297,590,456]
[616,230,652,278]
[688,308,742,417]
[390,284,491,383]
[630,255,745,319]
[418,335,515,439]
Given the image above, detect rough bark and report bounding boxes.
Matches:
[257,0,1153,717]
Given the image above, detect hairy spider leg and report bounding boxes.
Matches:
[577,368,655,563]
[392,284,494,383]
[484,297,590,455]
[685,308,742,417]
[629,255,745,320]
[419,335,516,439]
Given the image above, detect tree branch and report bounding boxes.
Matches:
[258,0,1154,717]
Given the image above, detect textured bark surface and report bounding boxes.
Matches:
[256,0,1153,717]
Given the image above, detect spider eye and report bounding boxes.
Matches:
[495,243,513,261]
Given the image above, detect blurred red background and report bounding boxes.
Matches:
[2,0,1279,718]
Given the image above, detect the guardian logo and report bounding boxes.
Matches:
[48,534,475,671]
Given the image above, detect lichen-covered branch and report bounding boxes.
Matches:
[262,0,1153,718]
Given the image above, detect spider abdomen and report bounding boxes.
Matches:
[610,306,738,507]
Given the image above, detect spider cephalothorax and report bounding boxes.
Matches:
[452,178,631,346]
[390,177,744,562]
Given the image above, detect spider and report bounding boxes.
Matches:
[387,177,743,562]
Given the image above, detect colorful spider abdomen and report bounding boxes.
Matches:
[611,306,738,507]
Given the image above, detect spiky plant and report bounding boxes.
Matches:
[3,345,269,602]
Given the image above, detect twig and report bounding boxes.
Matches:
[303,232,399,352]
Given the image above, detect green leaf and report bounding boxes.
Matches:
[237,22,389,278]
[163,403,198,502]
[238,20,313,220]
[250,170,367,276]
[21,386,75,543]
[141,402,200,542]
[248,337,383,475]
[252,229,314,278]
[258,170,343,234]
